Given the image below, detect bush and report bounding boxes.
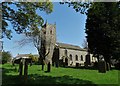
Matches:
[2,51,12,64]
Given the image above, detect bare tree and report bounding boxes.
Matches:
[82,38,88,49]
[17,24,55,72]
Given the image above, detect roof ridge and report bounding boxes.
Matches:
[56,42,86,51]
[56,42,81,48]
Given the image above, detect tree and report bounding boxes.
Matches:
[62,1,120,70]
[60,2,91,14]
[2,51,12,64]
[18,23,54,72]
[2,1,54,72]
[2,2,53,39]
[25,28,47,71]
[85,2,120,70]
[2,2,53,72]
[82,38,88,49]
[29,54,38,62]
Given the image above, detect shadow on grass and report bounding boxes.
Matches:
[62,66,98,70]
[65,66,119,71]
[2,67,97,86]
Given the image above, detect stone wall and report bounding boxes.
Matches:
[59,48,97,67]
[40,23,97,66]
[41,23,56,64]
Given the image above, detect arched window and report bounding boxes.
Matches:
[65,49,67,55]
[44,31,46,34]
[69,54,72,60]
[81,55,83,61]
[50,30,52,35]
[75,55,78,61]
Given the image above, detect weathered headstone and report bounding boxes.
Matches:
[19,61,23,76]
[98,61,106,73]
[76,63,79,68]
[85,54,91,65]
[47,62,51,72]
[24,60,28,76]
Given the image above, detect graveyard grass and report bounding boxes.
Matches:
[1,63,119,85]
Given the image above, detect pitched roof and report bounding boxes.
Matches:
[56,42,86,51]
[13,54,30,60]
[16,54,30,58]
[15,54,39,57]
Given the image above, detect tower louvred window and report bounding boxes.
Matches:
[50,30,52,34]
[44,31,46,34]
[76,55,78,61]
[43,29,46,34]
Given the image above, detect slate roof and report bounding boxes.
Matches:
[56,42,87,51]
[13,54,39,60]
[16,54,30,57]
[13,54,30,60]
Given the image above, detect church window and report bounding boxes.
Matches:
[92,56,94,60]
[81,55,83,61]
[50,30,52,35]
[44,31,46,34]
[65,49,67,55]
[69,54,72,60]
[75,55,78,61]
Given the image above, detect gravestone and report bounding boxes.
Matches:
[85,54,91,65]
[98,61,106,73]
[19,60,23,76]
[47,62,51,72]
[76,63,79,68]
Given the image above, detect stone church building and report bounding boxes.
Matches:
[41,22,97,67]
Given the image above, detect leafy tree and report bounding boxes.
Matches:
[2,2,53,39]
[62,1,120,70]
[29,54,38,62]
[85,2,120,70]
[1,1,54,72]
[60,2,91,14]
[2,2,53,71]
[2,51,12,64]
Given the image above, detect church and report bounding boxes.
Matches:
[41,22,97,67]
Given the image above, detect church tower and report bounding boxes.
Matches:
[41,21,56,64]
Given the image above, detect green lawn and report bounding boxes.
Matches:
[1,63,119,85]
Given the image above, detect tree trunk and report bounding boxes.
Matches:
[19,61,23,76]
[47,62,51,72]
[55,61,59,68]
[42,64,44,70]
[41,59,44,71]
[24,60,28,76]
